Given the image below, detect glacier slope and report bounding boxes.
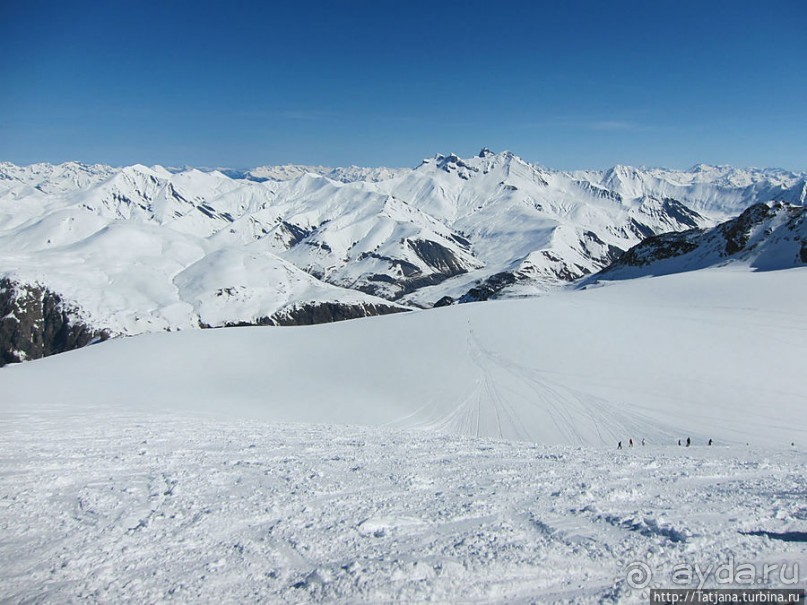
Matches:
[2,266,805,447]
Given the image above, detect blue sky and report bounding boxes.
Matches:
[1,1,805,170]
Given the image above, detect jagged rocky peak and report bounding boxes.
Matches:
[433,152,479,178]
[478,147,495,158]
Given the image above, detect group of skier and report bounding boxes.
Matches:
[617,438,645,449]
[617,436,714,449]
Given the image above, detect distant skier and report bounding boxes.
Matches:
[642,438,646,446]
[686,437,691,447]
[708,438,713,446]
[678,439,682,446]
[629,438,633,448]
[618,441,623,450]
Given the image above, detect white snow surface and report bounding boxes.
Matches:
[2,267,805,448]
[1,410,805,603]
[2,267,806,602]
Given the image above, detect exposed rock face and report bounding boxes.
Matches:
[270,302,408,326]
[356,239,473,299]
[407,239,468,276]
[657,198,704,229]
[592,202,806,280]
[719,203,777,255]
[0,278,406,364]
[459,272,519,303]
[612,231,702,268]
[214,301,408,328]
[0,278,109,366]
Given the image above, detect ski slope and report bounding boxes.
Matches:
[2,266,806,603]
[2,266,806,447]
[1,411,805,603]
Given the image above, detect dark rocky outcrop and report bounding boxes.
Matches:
[609,231,701,268]
[280,221,317,247]
[626,218,656,240]
[433,296,454,308]
[357,240,472,299]
[214,301,408,328]
[580,230,624,266]
[271,302,408,326]
[0,278,109,366]
[719,203,777,255]
[458,272,518,303]
[594,201,807,279]
[657,198,704,229]
[407,239,468,276]
[358,252,422,278]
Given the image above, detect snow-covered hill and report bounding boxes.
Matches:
[3,266,805,447]
[1,151,804,364]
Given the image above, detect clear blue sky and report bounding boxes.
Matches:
[1,1,805,170]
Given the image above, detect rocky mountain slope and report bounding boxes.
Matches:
[587,201,807,282]
[0,151,804,364]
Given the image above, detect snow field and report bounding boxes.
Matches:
[1,409,805,603]
[2,267,805,447]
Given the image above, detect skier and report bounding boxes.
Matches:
[686,437,691,447]
[678,439,681,446]
[641,438,646,446]
[708,438,713,446]
[629,438,633,448]
[617,441,623,450]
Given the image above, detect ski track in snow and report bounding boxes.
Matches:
[412,325,683,447]
[2,409,806,604]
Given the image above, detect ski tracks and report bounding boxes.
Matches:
[2,411,806,603]
[455,325,669,444]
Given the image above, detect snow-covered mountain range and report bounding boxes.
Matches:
[3,154,807,604]
[1,150,805,364]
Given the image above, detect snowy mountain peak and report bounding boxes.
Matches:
[1,152,805,364]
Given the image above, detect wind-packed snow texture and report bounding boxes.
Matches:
[1,410,805,603]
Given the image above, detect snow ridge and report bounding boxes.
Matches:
[0,150,804,362]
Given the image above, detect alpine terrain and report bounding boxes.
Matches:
[1,149,805,364]
[1,151,806,604]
